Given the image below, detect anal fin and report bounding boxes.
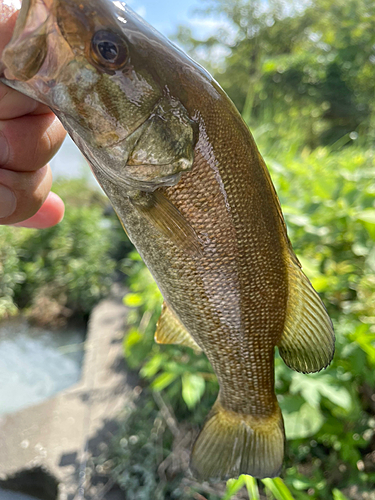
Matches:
[155,302,202,352]
[278,257,335,373]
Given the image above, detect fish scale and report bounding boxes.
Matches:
[0,0,335,481]
[162,112,286,417]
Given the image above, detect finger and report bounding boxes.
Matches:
[0,112,66,171]
[0,1,66,228]
[0,2,18,54]
[0,163,53,224]
[13,191,65,228]
[0,82,52,119]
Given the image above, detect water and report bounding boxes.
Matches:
[50,136,92,181]
[0,318,85,416]
[0,489,39,500]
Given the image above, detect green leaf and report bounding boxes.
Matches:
[332,489,350,500]
[283,402,324,440]
[351,323,375,365]
[181,373,205,409]
[124,293,144,307]
[223,476,245,500]
[122,328,148,369]
[244,475,260,500]
[123,328,142,353]
[356,209,375,224]
[290,374,322,408]
[140,354,163,379]
[318,383,352,411]
[262,478,296,500]
[292,478,312,490]
[290,373,352,411]
[151,372,177,391]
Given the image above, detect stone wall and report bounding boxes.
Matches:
[0,285,136,500]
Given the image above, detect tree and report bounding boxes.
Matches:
[177,0,375,147]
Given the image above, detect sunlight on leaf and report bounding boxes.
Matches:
[290,373,352,411]
[332,489,350,500]
[223,476,246,500]
[244,475,260,500]
[123,328,142,352]
[181,373,205,409]
[124,293,144,307]
[140,354,163,379]
[151,372,177,391]
[351,324,375,366]
[356,209,375,224]
[262,478,295,500]
[283,402,324,440]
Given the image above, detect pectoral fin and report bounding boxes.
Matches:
[155,302,202,352]
[131,191,202,257]
[278,258,335,373]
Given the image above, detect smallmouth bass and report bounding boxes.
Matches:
[0,0,335,480]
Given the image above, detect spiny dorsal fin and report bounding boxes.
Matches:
[155,302,202,352]
[278,257,335,374]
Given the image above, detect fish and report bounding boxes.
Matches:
[0,0,335,481]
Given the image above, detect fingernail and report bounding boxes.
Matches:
[0,133,9,165]
[0,184,17,218]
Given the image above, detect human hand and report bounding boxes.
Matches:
[0,0,66,228]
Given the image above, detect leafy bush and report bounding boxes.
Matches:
[0,226,24,319]
[103,387,296,500]
[122,252,218,424]
[263,144,375,498]
[0,178,127,325]
[177,0,375,148]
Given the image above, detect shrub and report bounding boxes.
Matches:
[0,178,127,325]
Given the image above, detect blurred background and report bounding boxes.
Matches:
[1,0,375,499]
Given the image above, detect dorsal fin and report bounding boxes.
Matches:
[278,257,335,374]
[155,302,202,352]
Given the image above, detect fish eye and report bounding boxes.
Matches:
[91,30,129,70]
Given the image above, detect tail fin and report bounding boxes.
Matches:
[190,399,284,481]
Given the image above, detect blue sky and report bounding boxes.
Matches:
[126,0,208,37]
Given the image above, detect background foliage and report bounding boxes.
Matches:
[0,179,128,325]
[177,0,375,148]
